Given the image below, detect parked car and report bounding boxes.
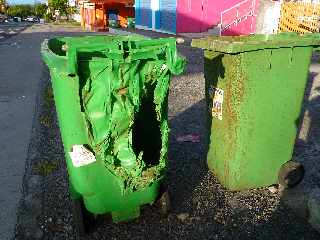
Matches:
[13,17,22,22]
[0,14,7,23]
[25,16,35,22]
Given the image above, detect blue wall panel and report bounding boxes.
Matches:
[159,0,177,33]
[135,0,152,28]
[136,0,177,33]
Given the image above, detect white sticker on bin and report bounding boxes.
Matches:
[69,145,96,167]
[212,88,224,120]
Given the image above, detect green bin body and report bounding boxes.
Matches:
[192,33,320,190]
[41,35,185,221]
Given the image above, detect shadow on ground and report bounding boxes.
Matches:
[280,53,320,231]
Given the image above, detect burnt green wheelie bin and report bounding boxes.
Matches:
[41,35,185,232]
[192,33,320,191]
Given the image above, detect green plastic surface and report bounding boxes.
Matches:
[192,33,320,190]
[41,35,185,221]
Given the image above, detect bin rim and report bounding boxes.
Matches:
[41,38,63,69]
[191,32,320,54]
[40,35,177,68]
[41,35,184,75]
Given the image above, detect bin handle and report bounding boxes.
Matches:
[67,46,78,76]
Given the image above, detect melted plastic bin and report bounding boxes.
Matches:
[192,33,320,191]
[41,35,185,232]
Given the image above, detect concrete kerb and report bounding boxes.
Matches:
[14,66,49,240]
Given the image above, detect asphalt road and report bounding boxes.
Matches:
[0,22,31,41]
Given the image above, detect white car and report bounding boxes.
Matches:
[26,17,34,22]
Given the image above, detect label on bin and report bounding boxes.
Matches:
[211,88,224,120]
[69,145,96,167]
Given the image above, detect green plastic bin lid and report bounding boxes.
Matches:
[59,34,147,46]
[41,34,184,75]
[191,32,320,53]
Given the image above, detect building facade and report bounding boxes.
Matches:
[135,0,260,35]
[79,0,134,31]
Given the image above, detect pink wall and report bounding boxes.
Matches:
[176,0,203,33]
[176,0,259,35]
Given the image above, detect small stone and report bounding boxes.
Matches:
[177,213,190,222]
[176,38,185,44]
[268,186,278,194]
[278,184,285,193]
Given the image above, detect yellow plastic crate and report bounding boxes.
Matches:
[278,2,320,34]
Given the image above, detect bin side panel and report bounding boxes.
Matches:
[50,71,93,195]
[75,58,170,217]
[236,47,311,189]
[205,51,236,188]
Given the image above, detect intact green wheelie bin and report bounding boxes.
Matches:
[41,35,185,231]
[192,33,320,191]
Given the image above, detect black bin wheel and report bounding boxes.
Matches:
[72,199,97,239]
[278,161,305,189]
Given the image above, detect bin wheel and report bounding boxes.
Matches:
[157,191,171,216]
[72,199,96,239]
[278,161,305,189]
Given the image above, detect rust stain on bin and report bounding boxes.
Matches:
[222,53,246,187]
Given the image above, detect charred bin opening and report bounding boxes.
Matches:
[132,86,162,167]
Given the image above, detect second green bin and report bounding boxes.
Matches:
[192,33,320,191]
